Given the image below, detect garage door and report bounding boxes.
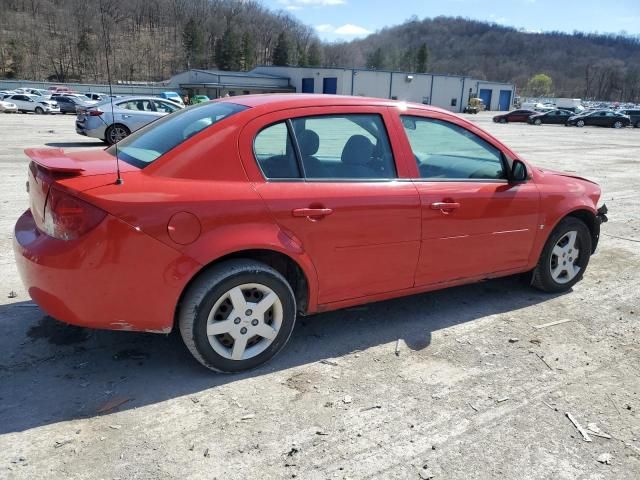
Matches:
[479,89,492,111]
[499,90,512,111]
[302,78,314,93]
[323,77,338,94]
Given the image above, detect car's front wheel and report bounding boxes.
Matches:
[34,107,44,115]
[179,259,297,372]
[576,120,585,127]
[499,118,507,123]
[531,217,592,293]
[534,118,542,125]
[613,120,623,129]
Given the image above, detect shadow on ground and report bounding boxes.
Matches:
[0,276,563,434]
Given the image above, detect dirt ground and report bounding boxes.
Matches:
[0,110,638,480]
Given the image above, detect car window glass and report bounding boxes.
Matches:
[254,122,300,179]
[107,102,247,168]
[119,100,155,112]
[154,100,178,113]
[402,116,505,180]
[290,114,396,179]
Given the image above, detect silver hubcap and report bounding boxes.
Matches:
[206,283,282,361]
[109,126,128,143]
[550,230,581,284]
[614,121,622,128]
[577,121,584,127]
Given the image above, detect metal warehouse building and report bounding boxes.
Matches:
[166,66,515,112]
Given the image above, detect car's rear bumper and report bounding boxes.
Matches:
[13,209,200,333]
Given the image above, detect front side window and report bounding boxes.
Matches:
[154,100,179,113]
[106,102,247,168]
[291,114,396,179]
[401,116,506,180]
[119,99,155,112]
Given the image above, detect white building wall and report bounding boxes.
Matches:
[253,66,353,95]
[352,71,389,98]
[390,72,431,104]
[429,76,466,112]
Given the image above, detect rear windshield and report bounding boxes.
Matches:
[106,102,247,168]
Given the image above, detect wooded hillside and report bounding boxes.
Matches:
[1,2,639,101]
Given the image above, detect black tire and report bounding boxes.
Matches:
[613,120,623,129]
[34,107,44,115]
[576,120,585,127]
[534,118,542,125]
[499,118,507,124]
[531,217,592,293]
[178,259,296,373]
[105,124,130,145]
[635,121,640,128]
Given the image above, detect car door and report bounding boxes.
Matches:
[116,99,159,131]
[240,107,422,305]
[397,112,540,286]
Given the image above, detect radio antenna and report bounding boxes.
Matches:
[99,0,123,185]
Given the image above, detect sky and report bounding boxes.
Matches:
[263,0,640,42]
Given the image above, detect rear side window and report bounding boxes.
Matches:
[254,122,300,179]
[401,116,505,180]
[107,102,247,168]
[254,114,397,180]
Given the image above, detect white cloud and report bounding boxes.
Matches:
[278,0,346,8]
[315,24,335,33]
[315,23,372,36]
[334,24,372,35]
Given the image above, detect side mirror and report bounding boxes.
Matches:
[511,159,528,183]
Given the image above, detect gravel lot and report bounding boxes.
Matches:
[0,110,638,480]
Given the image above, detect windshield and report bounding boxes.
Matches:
[106,101,247,168]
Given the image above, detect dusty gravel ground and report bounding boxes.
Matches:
[0,110,638,480]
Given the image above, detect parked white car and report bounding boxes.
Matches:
[0,90,17,99]
[0,100,18,113]
[4,94,60,114]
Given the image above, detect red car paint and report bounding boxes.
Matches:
[14,94,602,333]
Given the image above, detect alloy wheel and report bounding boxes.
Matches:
[576,120,585,127]
[613,121,623,129]
[549,230,581,284]
[108,125,129,143]
[206,283,283,361]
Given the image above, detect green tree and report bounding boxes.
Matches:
[308,41,322,67]
[416,43,429,73]
[399,48,416,72]
[366,47,385,70]
[241,32,255,71]
[182,17,204,69]
[526,73,553,96]
[216,27,241,71]
[272,32,289,66]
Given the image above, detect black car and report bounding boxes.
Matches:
[492,109,536,123]
[618,109,640,128]
[50,95,90,114]
[566,110,631,128]
[527,109,574,125]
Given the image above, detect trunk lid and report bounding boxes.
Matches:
[25,148,139,230]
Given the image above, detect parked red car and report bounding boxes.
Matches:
[14,95,607,372]
[493,109,536,123]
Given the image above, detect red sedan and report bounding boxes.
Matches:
[14,95,607,372]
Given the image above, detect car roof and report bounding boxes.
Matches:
[223,93,453,115]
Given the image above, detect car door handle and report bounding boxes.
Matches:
[292,208,333,218]
[430,202,460,210]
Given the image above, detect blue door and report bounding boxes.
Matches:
[498,90,512,111]
[302,78,314,93]
[479,89,492,111]
[323,77,338,94]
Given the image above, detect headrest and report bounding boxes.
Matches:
[297,130,319,157]
[341,135,373,165]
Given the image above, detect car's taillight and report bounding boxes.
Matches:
[43,188,106,240]
[88,109,103,116]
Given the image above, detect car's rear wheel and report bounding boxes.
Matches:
[178,259,296,372]
[105,124,130,145]
[576,120,585,127]
[34,107,44,115]
[531,217,592,293]
[534,118,542,125]
[613,120,623,129]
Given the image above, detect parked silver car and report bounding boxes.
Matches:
[76,96,183,144]
[5,94,60,114]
